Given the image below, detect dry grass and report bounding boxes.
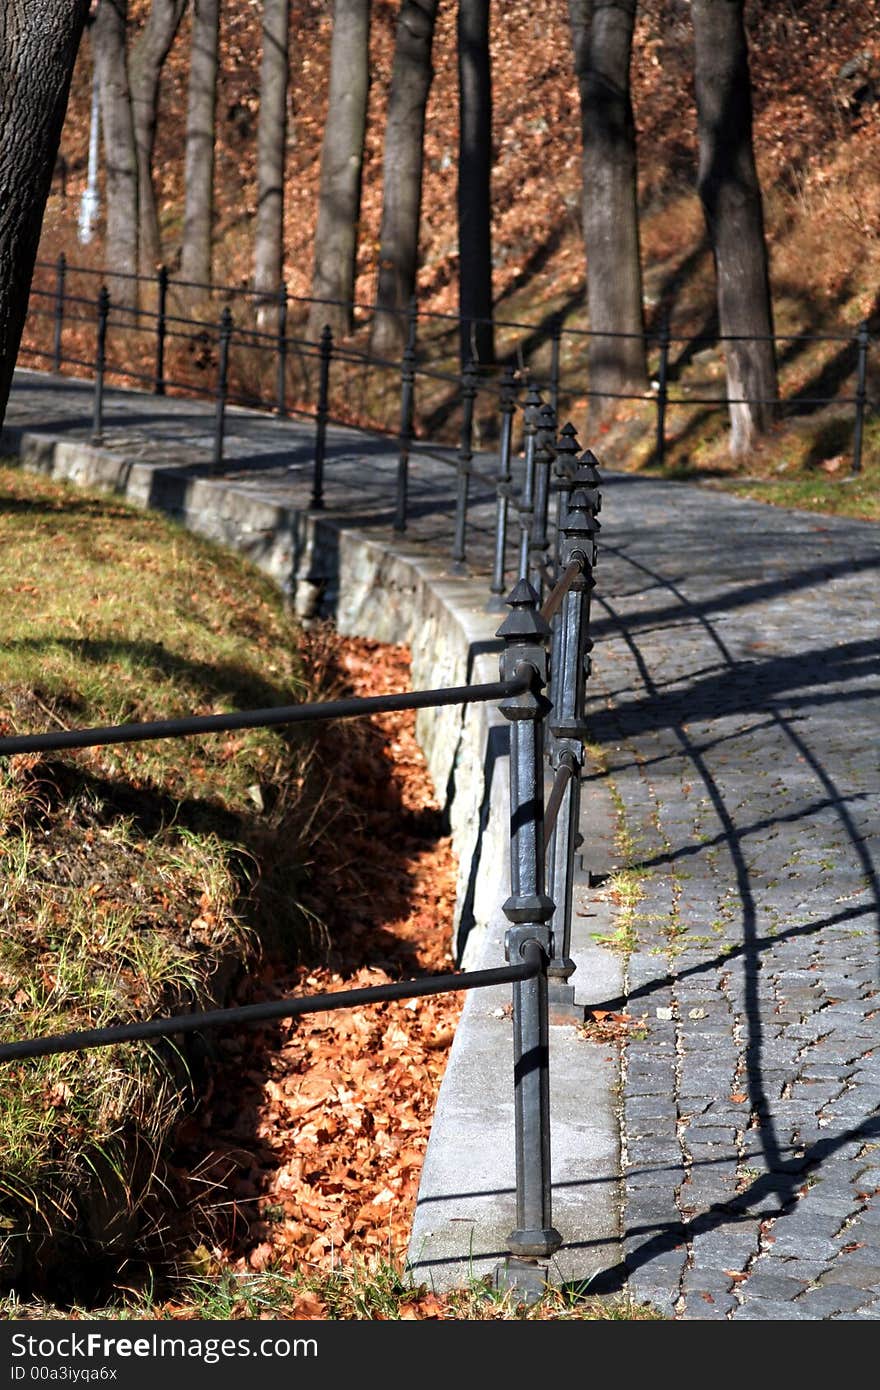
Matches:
[0,464,326,1293]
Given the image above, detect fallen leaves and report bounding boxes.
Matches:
[171,634,462,1277]
[580,1009,646,1043]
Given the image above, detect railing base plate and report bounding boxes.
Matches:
[547,983,588,1026]
[493,1256,553,1306]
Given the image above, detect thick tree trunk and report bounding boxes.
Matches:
[692,0,777,457]
[180,0,219,290]
[129,0,188,279]
[371,0,439,358]
[569,0,646,420]
[93,0,140,310]
[254,0,290,328]
[0,1,90,425]
[308,0,370,340]
[457,0,493,368]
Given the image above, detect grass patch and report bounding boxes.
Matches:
[632,403,880,522]
[588,758,650,956]
[592,868,645,955]
[0,1258,664,1321]
[0,464,327,1294]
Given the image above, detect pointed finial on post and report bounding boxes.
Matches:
[554,422,580,478]
[573,448,602,516]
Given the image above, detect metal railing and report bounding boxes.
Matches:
[21,256,875,486]
[0,436,602,1291]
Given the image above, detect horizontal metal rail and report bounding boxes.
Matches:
[0,958,539,1064]
[540,559,583,624]
[543,754,577,849]
[31,257,861,347]
[0,674,530,759]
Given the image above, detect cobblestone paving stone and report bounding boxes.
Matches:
[589,472,880,1319]
[4,372,880,1318]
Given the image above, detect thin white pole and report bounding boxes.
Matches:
[78,62,101,245]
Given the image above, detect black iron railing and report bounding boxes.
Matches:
[21,256,875,492]
[0,436,602,1287]
[8,254,875,1296]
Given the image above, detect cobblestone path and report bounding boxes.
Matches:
[590,473,880,1318]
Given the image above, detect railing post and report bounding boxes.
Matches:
[494,579,562,1301]
[550,314,562,417]
[53,252,66,373]
[92,285,110,444]
[154,264,168,396]
[488,365,518,609]
[655,310,670,467]
[546,486,601,1019]
[545,421,581,723]
[552,421,580,572]
[852,319,869,475]
[573,447,603,518]
[527,402,557,601]
[312,323,332,510]
[276,284,288,418]
[451,358,477,571]
[213,306,233,470]
[517,385,543,581]
[394,296,418,533]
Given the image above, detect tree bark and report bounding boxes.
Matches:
[0,0,90,425]
[569,0,646,420]
[180,0,219,290]
[308,0,370,340]
[254,0,290,327]
[457,0,493,368]
[129,0,188,279]
[93,0,140,310]
[692,0,777,457]
[371,0,439,358]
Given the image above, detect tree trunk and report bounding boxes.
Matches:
[692,0,777,457]
[569,0,646,421]
[371,0,439,358]
[457,0,493,368]
[129,0,188,279]
[254,0,290,328]
[0,1,90,425]
[93,0,140,310]
[308,0,370,340]
[180,0,219,290]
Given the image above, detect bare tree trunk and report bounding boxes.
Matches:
[692,0,777,457]
[0,1,90,424]
[180,0,219,290]
[569,0,646,421]
[254,0,289,328]
[129,0,188,279]
[371,0,439,358]
[308,0,370,340]
[93,0,139,310]
[457,0,493,368]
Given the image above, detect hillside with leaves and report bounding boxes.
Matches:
[30,0,879,493]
